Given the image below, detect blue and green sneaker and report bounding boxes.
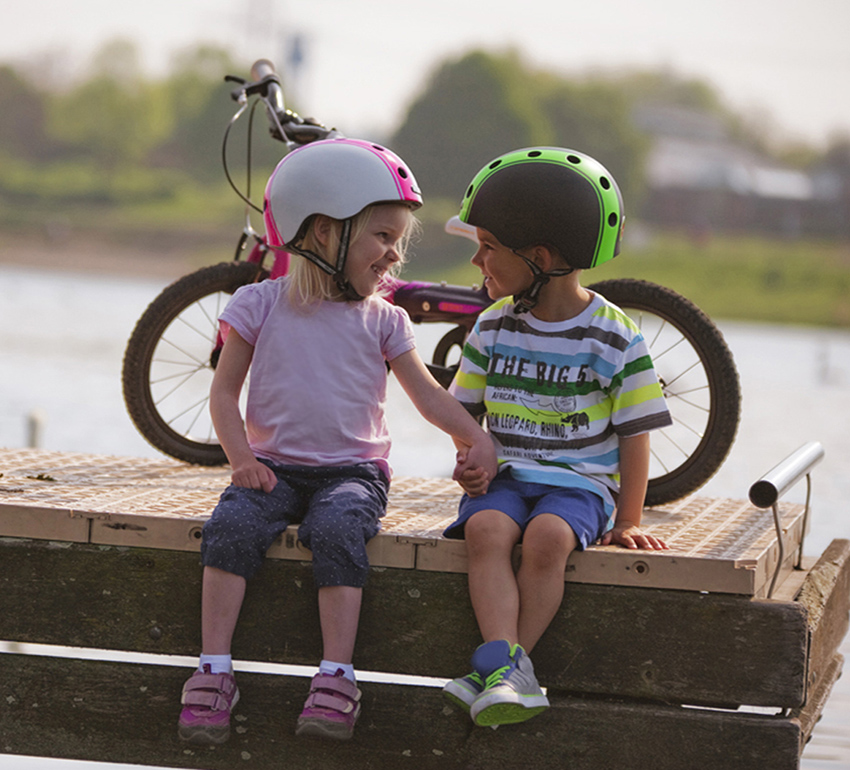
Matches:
[469,640,549,726]
[442,670,485,712]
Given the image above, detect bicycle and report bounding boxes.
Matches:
[122,59,741,507]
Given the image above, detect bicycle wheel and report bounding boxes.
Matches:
[122,261,268,465]
[429,324,468,388]
[587,278,741,506]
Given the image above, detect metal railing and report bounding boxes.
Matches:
[748,441,825,597]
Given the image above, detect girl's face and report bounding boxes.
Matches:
[344,204,411,297]
[471,227,530,300]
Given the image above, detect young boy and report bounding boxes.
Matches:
[441,147,672,728]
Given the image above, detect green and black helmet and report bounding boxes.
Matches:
[459,147,625,270]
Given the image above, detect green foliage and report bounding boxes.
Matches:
[391,50,552,201]
[0,65,49,161]
[536,76,649,208]
[391,49,649,207]
[420,227,850,328]
[46,40,174,169]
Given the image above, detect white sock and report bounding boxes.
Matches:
[319,659,355,682]
[199,654,233,674]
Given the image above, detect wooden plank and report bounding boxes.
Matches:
[0,537,811,709]
[0,448,809,596]
[0,653,806,770]
[0,504,91,542]
[795,539,850,706]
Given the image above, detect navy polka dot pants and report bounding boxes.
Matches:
[201,461,388,588]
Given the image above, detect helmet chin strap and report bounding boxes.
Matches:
[511,250,573,314]
[288,218,365,302]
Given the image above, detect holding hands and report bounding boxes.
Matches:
[452,440,498,498]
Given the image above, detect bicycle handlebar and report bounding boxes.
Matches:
[227,59,339,148]
[250,58,286,117]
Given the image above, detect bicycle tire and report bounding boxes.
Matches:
[587,278,741,506]
[428,324,468,388]
[122,261,269,465]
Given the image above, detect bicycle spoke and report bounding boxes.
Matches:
[156,336,212,368]
[149,363,209,386]
[153,367,210,405]
[658,358,703,389]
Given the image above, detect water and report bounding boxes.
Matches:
[1,264,849,768]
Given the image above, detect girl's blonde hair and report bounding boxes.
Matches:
[287,203,420,307]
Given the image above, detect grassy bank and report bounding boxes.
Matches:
[411,224,850,328]
[3,187,849,328]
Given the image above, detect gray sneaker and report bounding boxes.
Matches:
[443,670,485,712]
[469,640,549,726]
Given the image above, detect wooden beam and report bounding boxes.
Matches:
[0,652,821,770]
[0,536,821,709]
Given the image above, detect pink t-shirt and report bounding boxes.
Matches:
[220,277,416,478]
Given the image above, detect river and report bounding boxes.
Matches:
[1,264,849,768]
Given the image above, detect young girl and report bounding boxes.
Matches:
[177,138,497,744]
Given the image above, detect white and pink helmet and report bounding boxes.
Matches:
[263,137,422,249]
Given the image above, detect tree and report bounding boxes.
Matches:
[391,50,552,201]
[0,65,49,161]
[46,40,174,171]
[390,50,647,207]
[538,76,648,209]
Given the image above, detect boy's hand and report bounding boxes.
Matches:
[600,523,668,551]
[453,442,497,497]
[231,459,278,494]
[454,465,490,497]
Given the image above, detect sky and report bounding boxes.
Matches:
[3,0,850,149]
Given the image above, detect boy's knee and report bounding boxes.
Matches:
[465,510,519,552]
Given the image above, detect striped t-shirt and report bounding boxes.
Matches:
[449,292,672,517]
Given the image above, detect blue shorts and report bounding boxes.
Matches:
[442,471,608,551]
[201,461,388,587]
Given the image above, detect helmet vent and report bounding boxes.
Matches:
[566,154,581,164]
[372,144,386,152]
[600,177,611,190]
[488,159,503,170]
[527,150,542,157]
[608,213,619,226]
[398,167,408,179]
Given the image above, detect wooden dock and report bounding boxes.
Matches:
[1,447,848,769]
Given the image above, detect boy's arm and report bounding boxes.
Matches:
[390,348,497,495]
[601,432,667,550]
[209,330,277,493]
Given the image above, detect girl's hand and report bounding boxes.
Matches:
[231,459,278,494]
[600,523,668,551]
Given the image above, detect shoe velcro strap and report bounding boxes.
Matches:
[182,673,235,697]
[304,690,356,714]
[310,674,361,702]
[181,689,231,711]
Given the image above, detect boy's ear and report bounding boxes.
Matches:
[529,244,558,271]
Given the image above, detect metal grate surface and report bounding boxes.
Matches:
[0,448,806,596]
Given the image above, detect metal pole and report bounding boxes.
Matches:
[748,441,825,597]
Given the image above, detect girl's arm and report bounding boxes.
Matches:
[209,330,277,493]
[601,432,667,550]
[389,348,497,495]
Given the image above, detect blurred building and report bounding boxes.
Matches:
[635,106,844,238]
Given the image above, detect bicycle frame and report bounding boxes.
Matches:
[122,57,741,505]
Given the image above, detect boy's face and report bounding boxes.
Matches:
[471,228,531,300]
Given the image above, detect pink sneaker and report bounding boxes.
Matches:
[177,665,240,745]
[295,670,361,740]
